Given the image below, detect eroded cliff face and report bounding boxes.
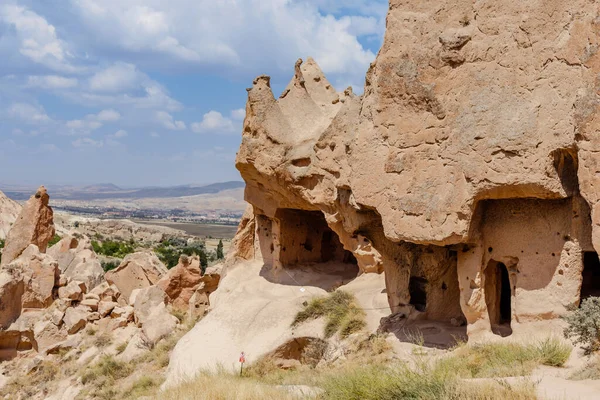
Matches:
[233,0,600,339]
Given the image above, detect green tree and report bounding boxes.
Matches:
[564,297,600,355]
[216,239,224,260]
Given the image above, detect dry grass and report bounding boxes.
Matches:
[318,360,538,400]
[94,332,113,348]
[156,372,300,400]
[122,376,159,399]
[437,337,572,379]
[116,341,128,354]
[293,291,366,338]
[0,361,60,399]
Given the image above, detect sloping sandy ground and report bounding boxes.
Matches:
[163,260,382,388]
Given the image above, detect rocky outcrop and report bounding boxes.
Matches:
[228,0,600,342]
[10,245,59,309]
[47,236,104,291]
[1,186,55,267]
[156,255,202,311]
[105,252,168,300]
[0,190,21,240]
[0,266,23,329]
[133,286,178,345]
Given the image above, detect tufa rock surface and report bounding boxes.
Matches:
[1,186,55,267]
[105,251,168,300]
[47,236,104,291]
[232,0,600,340]
[0,190,21,240]
[156,255,202,311]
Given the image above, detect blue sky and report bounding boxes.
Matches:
[0,0,387,187]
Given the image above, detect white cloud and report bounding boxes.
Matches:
[65,119,103,135]
[27,75,78,89]
[191,110,239,133]
[63,108,123,135]
[230,108,246,121]
[37,143,60,153]
[68,0,381,85]
[112,129,128,138]
[7,103,51,124]
[96,109,121,122]
[72,137,103,148]
[156,111,186,130]
[89,63,140,93]
[0,5,76,72]
[150,132,159,138]
[12,128,41,136]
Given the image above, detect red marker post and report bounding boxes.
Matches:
[239,351,246,376]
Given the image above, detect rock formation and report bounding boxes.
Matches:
[1,186,54,267]
[47,236,104,291]
[156,255,202,311]
[0,187,205,367]
[230,0,600,341]
[0,190,21,240]
[105,252,168,300]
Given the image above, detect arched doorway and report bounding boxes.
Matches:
[484,260,513,336]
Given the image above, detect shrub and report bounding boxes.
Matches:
[293,291,366,338]
[48,234,62,247]
[216,239,224,259]
[92,239,135,258]
[154,239,208,270]
[563,297,600,355]
[101,260,120,272]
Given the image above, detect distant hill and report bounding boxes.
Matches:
[82,183,123,192]
[3,181,245,201]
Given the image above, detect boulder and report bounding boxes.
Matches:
[33,319,67,352]
[98,301,118,317]
[63,307,87,334]
[80,298,99,311]
[132,286,167,326]
[87,312,101,321]
[105,252,167,300]
[141,308,178,346]
[132,286,178,345]
[0,311,40,360]
[0,265,24,329]
[89,282,121,303]
[58,281,85,301]
[47,236,104,291]
[45,334,82,355]
[51,309,64,326]
[8,245,59,309]
[187,267,221,319]
[111,305,134,322]
[1,186,55,267]
[156,255,202,311]
[116,332,150,362]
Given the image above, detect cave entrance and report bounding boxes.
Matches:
[409,277,428,312]
[581,252,600,302]
[275,209,358,271]
[484,260,513,336]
